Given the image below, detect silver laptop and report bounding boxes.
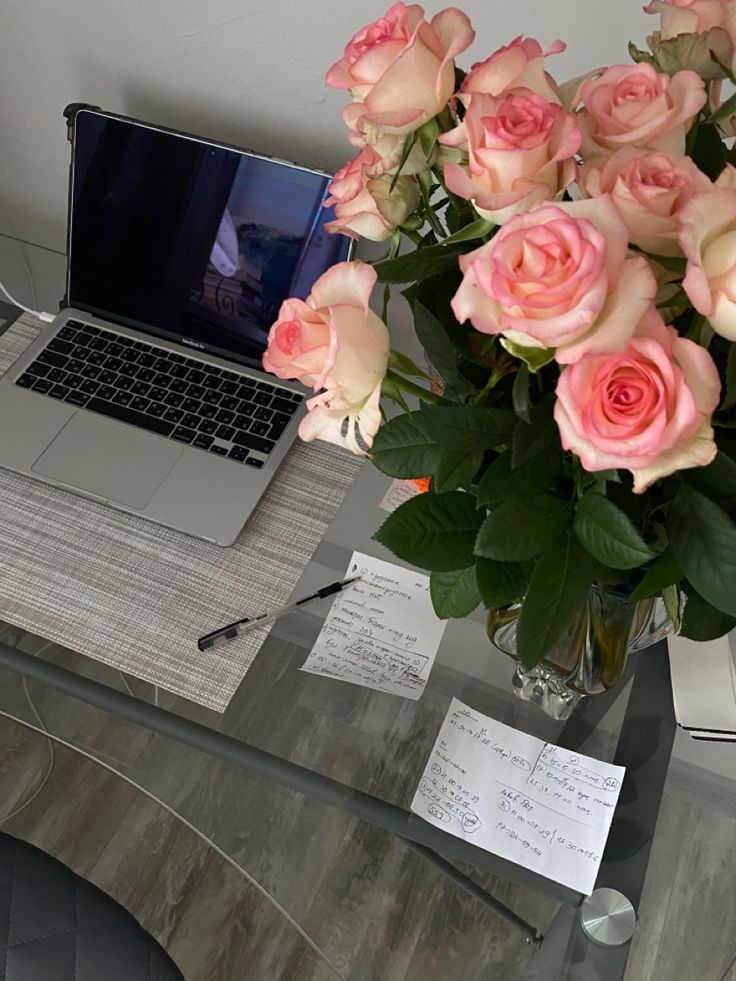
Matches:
[0,106,351,546]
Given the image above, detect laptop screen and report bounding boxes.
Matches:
[67,109,352,368]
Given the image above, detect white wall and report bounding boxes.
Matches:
[0,0,652,266]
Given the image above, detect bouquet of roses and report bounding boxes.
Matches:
[262,0,736,669]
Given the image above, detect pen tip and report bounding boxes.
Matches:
[341,576,361,586]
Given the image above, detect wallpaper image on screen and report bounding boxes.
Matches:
[69,111,350,367]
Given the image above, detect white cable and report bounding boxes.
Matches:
[0,642,56,823]
[18,249,38,310]
[0,279,54,322]
[0,708,348,981]
[117,671,136,697]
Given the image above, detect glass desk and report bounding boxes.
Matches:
[0,311,733,981]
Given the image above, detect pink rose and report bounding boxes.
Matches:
[263,262,389,454]
[554,308,720,492]
[679,180,736,339]
[576,64,706,156]
[326,2,474,136]
[644,0,732,39]
[451,198,657,364]
[460,36,566,104]
[438,90,581,224]
[580,147,712,256]
[323,147,420,241]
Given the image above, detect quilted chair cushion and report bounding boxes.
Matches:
[0,832,184,980]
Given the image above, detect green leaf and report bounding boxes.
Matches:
[371,412,441,478]
[684,450,736,507]
[380,373,411,413]
[573,493,656,570]
[681,590,736,641]
[516,531,596,668]
[662,583,682,634]
[387,350,429,380]
[430,567,482,619]
[512,364,531,424]
[390,132,417,192]
[706,87,736,124]
[418,117,439,159]
[413,301,475,397]
[434,449,484,493]
[668,484,736,615]
[629,548,682,602]
[419,403,516,452]
[477,446,563,504]
[474,494,572,561]
[476,557,532,608]
[593,564,632,587]
[500,337,555,372]
[373,491,483,571]
[441,217,494,245]
[721,343,736,411]
[511,398,559,468]
[372,240,469,284]
[689,122,728,181]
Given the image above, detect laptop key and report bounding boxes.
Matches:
[105,342,124,357]
[164,407,183,423]
[170,363,189,379]
[187,384,206,400]
[219,381,239,396]
[228,445,249,462]
[198,418,218,435]
[171,426,196,444]
[153,373,171,387]
[72,344,89,359]
[202,390,222,405]
[187,369,206,384]
[80,380,100,395]
[38,350,68,368]
[119,362,139,377]
[137,367,155,383]
[48,337,76,355]
[98,369,117,385]
[235,384,256,401]
[181,398,200,413]
[221,370,240,383]
[85,351,107,366]
[217,424,235,441]
[203,364,221,375]
[182,413,200,429]
[137,353,156,368]
[67,359,85,374]
[169,378,189,394]
[130,396,150,413]
[216,409,234,424]
[57,327,78,342]
[164,392,184,407]
[15,373,36,388]
[47,368,67,383]
[153,358,171,373]
[193,433,214,449]
[233,413,250,429]
[104,356,123,371]
[49,384,70,400]
[114,375,133,390]
[86,397,175,437]
[209,444,228,456]
[254,406,273,422]
[131,381,150,396]
[203,376,221,390]
[253,390,271,406]
[220,395,239,411]
[112,390,133,406]
[199,403,218,419]
[237,401,256,417]
[147,402,167,418]
[32,378,53,394]
[250,420,270,437]
[89,337,108,352]
[232,431,275,455]
[65,390,90,407]
[275,387,294,399]
[27,361,51,378]
[271,396,298,414]
[97,385,116,401]
[245,457,264,469]
[64,373,84,389]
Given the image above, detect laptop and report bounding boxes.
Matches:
[0,106,351,546]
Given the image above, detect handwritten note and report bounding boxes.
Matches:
[379,479,424,513]
[411,698,625,894]
[300,551,446,699]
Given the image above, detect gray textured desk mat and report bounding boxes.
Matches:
[0,314,363,711]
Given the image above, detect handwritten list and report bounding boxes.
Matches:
[411,698,625,894]
[300,551,446,699]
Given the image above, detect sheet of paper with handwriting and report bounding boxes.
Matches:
[411,697,625,894]
[300,551,446,699]
[379,479,424,513]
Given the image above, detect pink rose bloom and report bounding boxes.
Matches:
[580,147,712,256]
[438,90,581,224]
[679,179,736,339]
[554,308,720,493]
[576,64,706,157]
[323,147,420,241]
[263,262,389,454]
[460,36,566,104]
[451,198,657,364]
[643,0,733,39]
[326,2,474,136]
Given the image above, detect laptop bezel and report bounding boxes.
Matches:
[63,104,353,371]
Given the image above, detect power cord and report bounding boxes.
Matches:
[0,279,54,322]
[0,688,348,981]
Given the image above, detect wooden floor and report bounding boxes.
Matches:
[0,628,735,980]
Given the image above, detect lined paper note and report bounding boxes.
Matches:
[411,698,625,894]
[300,551,446,699]
[379,479,424,512]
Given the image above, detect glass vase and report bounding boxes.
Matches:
[487,588,675,721]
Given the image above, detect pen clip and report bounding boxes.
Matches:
[197,618,249,652]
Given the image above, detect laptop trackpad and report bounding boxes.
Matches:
[31,412,183,509]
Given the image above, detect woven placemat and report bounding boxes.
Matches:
[0,314,363,711]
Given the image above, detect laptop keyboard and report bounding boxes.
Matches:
[14,320,303,468]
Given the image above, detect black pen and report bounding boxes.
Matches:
[197,577,361,651]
